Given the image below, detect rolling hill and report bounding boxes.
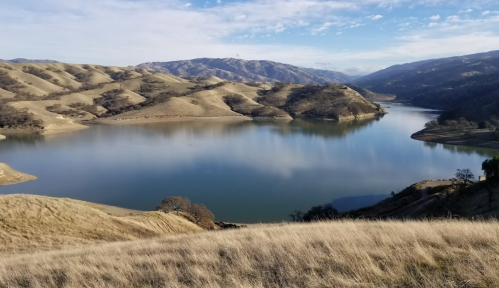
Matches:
[0,194,202,255]
[0,62,384,135]
[342,179,499,219]
[137,58,359,84]
[354,50,499,122]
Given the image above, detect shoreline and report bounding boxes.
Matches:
[0,163,38,187]
[88,115,254,126]
[412,128,499,150]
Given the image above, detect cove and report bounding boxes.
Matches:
[0,103,497,222]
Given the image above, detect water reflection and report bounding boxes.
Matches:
[441,143,498,158]
[0,104,498,222]
[268,118,379,139]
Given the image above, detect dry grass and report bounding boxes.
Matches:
[1,220,499,287]
[0,195,201,255]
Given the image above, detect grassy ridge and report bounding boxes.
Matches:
[1,220,498,287]
[0,195,201,255]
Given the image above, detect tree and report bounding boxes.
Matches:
[302,204,338,222]
[289,210,304,222]
[191,204,214,227]
[454,168,474,186]
[156,196,191,215]
[424,120,438,129]
[478,121,491,129]
[482,156,499,181]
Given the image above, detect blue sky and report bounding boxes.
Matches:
[1,0,499,74]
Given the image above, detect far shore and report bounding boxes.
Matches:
[0,124,88,136]
[88,115,255,126]
[412,128,499,150]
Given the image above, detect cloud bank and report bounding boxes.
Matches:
[1,0,499,75]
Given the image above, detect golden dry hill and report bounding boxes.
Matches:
[0,194,498,287]
[0,218,498,287]
[0,62,385,135]
[0,194,201,255]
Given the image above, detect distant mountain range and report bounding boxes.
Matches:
[0,58,59,64]
[354,50,499,121]
[137,58,359,84]
[4,53,499,122]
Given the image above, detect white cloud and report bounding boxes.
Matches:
[184,2,191,8]
[349,23,365,28]
[267,23,286,33]
[446,15,460,21]
[234,14,247,21]
[482,10,499,16]
[429,15,440,21]
[1,0,499,75]
[297,20,309,27]
[216,0,221,4]
[370,15,383,20]
[311,22,335,35]
[459,8,473,13]
[428,22,438,27]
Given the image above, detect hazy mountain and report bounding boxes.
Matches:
[0,58,59,63]
[137,58,359,84]
[354,50,499,121]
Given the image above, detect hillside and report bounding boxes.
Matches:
[0,219,498,287]
[344,83,396,101]
[0,62,384,135]
[0,194,202,255]
[138,58,358,84]
[0,162,37,186]
[354,50,499,122]
[343,179,499,219]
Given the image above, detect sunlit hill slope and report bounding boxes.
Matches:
[0,62,385,135]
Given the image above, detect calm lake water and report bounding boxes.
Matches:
[1,103,498,222]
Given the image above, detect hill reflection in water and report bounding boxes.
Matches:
[0,104,497,222]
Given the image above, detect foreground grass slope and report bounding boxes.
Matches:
[0,195,201,255]
[1,220,498,287]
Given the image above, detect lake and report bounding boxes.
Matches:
[1,103,497,222]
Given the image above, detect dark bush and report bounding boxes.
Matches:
[22,66,53,80]
[0,104,43,129]
[302,204,338,222]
